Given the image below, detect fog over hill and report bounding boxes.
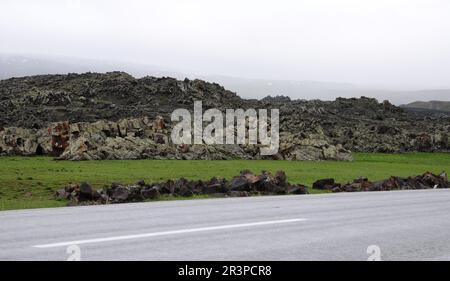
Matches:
[1,53,450,105]
[401,100,450,112]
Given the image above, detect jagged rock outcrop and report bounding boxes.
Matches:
[1,72,449,158]
[1,115,351,161]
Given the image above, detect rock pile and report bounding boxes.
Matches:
[55,170,308,205]
[312,171,449,192]
[55,170,449,206]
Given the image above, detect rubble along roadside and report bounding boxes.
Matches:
[55,170,449,206]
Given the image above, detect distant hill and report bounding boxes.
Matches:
[401,100,450,113]
[0,54,180,80]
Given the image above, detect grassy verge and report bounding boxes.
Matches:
[1,153,449,211]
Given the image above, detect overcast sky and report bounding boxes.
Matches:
[1,0,450,89]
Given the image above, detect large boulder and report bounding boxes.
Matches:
[313,178,336,190]
[203,177,227,194]
[112,187,130,202]
[141,187,160,200]
[78,182,93,201]
[0,127,40,155]
[227,176,250,191]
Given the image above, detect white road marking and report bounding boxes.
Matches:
[33,218,307,248]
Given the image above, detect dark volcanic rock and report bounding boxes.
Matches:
[0,72,243,129]
[331,171,449,193]
[79,182,93,201]
[55,170,449,206]
[136,180,146,187]
[1,72,449,159]
[313,178,336,190]
[275,170,288,186]
[226,191,250,197]
[227,176,250,191]
[112,187,130,202]
[141,187,160,200]
[57,170,309,205]
[204,177,226,194]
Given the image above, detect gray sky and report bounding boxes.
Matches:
[1,0,450,89]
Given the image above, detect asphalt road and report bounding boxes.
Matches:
[1,189,450,261]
